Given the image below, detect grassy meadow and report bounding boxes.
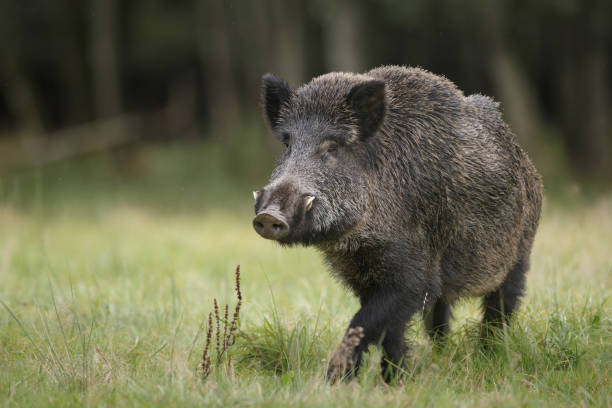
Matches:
[0,142,610,407]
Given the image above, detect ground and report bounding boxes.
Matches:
[0,144,610,407]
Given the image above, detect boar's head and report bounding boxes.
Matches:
[253,73,386,246]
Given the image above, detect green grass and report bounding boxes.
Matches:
[0,143,610,407]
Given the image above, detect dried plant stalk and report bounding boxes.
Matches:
[223,304,229,350]
[200,265,243,379]
[214,298,220,359]
[200,312,213,377]
[228,265,242,346]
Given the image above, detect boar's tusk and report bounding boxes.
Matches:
[305,195,315,212]
[253,191,260,200]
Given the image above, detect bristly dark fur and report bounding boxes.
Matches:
[257,66,543,383]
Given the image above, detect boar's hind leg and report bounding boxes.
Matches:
[424,298,451,345]
[481,257,529,342]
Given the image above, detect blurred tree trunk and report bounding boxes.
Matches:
[489,49,542,157]
[196,0,241,139]
[0,8,43,139]
[165,71,198,137]
[272,0,304,85]
[559,6,611,180]
[244,0,274,93]
[90,0,122,119]
[240,0,278,150]
[321,0,363,73]
[7,73,43,135]
[580,44,611,178]
[478,2,542,157]
[55,0,89,124]
[6,70,46,160]
[0,39,45,159]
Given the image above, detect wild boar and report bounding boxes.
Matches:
[253,66,542,383]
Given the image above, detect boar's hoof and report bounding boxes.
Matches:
[326,326,365,384]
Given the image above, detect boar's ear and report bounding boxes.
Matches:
[347,80,386,139]
[261,73,293,129]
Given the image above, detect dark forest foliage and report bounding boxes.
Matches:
[0,0,610,179]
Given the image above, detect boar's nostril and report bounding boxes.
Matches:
[253,212,289,240]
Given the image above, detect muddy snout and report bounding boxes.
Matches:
[252,186,315,240]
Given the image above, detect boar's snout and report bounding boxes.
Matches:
[253,182,316,241]
[253,209,289,240]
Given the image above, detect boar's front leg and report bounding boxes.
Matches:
[326,326,365,383]
[327,277,430,384]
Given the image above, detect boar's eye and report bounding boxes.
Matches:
[281,132,290,148]
[326,142,338,154]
